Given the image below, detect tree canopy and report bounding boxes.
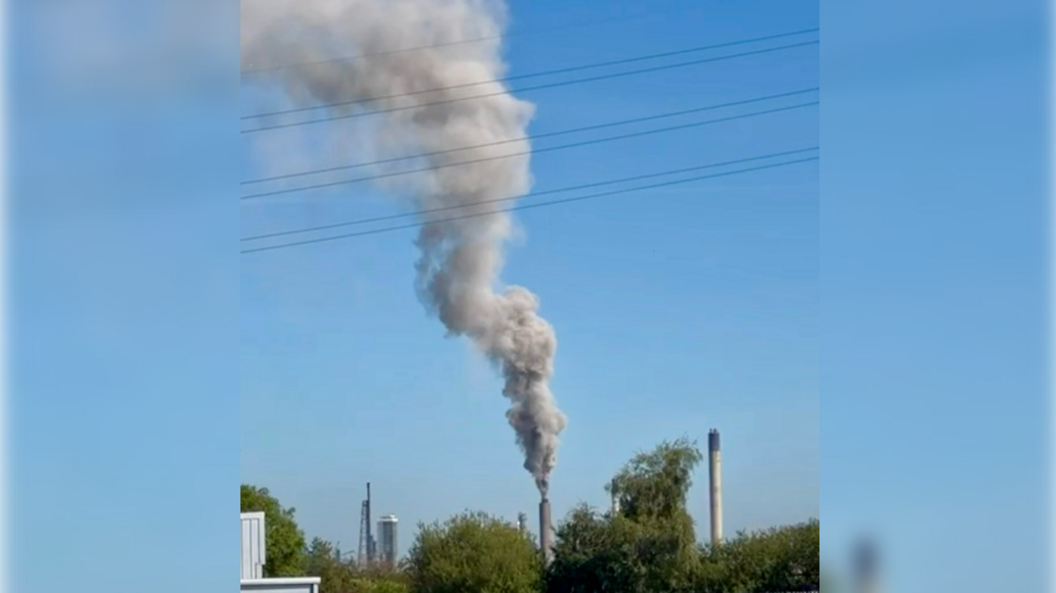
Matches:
[303,536,410,593]
[548,438,704,593]
[241,484,306,577]
[406,511,542,593]
[697,520,820,593]
[607,437,703,525]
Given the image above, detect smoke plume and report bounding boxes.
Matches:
[242,0,567,495]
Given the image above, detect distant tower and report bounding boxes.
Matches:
[358,483,374,565]
[377,515,399,568]
[357,499,369,565]
[517,512,528,534]
[610,478,620,516]
[708,429,723,547]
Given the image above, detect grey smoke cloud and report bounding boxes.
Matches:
[242,0,567,495]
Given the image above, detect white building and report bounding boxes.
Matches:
[377,514,398,567]
[241,512,320,593]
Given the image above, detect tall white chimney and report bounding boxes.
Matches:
[708,429,723,547]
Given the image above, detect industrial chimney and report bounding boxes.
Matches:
[610,478,620,516]
[366,482,374,562]
[517,512,527,534]
[539,498,554,564]
[708,429,723,547]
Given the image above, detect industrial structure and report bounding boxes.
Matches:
[358,482,376,565]
[377,514,399,567]
[539,498,554,564]
[517,512,527,534]
[610,478,620,516]
[708,428,723,547]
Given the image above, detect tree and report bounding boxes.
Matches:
[351,562,412,593]
[406,511,543,593]
[348,574,412,593]
[241,484,306,577]
[305,537,336,574]
[695,519,820,593]
[546,505,653,593]
[303,535,411,593]
[548,439,704,593]
[305,537,355,592]
[607,437,703,525]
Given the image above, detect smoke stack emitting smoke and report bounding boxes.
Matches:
[539,498,554,564]
[242,0,567,495]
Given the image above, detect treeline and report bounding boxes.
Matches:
[242,438,820,593]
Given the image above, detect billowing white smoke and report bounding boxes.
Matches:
[242,0,567,495]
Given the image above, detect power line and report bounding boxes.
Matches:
[243,87,819,185]
[241,155,819,255]
[242,147,819,242]
[241,40,819,134]
[241,5,694,76]
[240,101,818,201]
[242,28,818,119]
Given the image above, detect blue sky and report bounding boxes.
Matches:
[820,1,1051,589]
[241,0,819,555]
[9,1,239,589]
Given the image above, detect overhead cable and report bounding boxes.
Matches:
[241,155,819,254]
[242,146,819,242]
[241,40,818,134]
[241,101,819,200]
[243,28,818,119]
[243,87,819,185]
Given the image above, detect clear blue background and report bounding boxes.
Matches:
[822,0,1050,590]
[240,0,820,558]
[9,1,238,591]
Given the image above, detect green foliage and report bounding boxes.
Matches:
[694,519,820,593]
[545,505,637,593]
[607,437,703,524]
[241,484,307,577]
[547,505,698,593]
[548,439,703,593]
[302,536,410,593]
[305,537,354,592]
[352,564,412,593]
[348,576,412,593]
[406,511,543,593]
